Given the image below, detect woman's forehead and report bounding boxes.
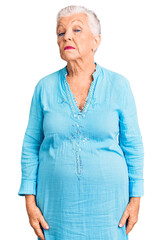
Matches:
[57,13,88,28]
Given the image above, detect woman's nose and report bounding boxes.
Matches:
[63,29,72,40]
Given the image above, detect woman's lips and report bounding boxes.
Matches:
[64,46,75,50]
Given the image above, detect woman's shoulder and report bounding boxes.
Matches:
[100,65,130,89]
[35,68,66,94]
[34,67,64,92]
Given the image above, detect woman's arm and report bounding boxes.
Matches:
[18,81,44,196]
[119,79,144,198]
[118,78,144,234]
[18,80,49,239]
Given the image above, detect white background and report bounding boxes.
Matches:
[1,0,161,239]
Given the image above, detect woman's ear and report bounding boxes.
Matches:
[93,34,101,52]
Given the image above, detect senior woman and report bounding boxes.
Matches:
[18,5,144,240]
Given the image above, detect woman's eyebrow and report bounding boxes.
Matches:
[57,24,64,28]
[71,19,83,25]
[57,19,83,31]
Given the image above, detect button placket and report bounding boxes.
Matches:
[68,123,89,178]
[62,63,101,179]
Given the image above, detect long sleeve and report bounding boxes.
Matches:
[18,80,44,196]
[119,79,144,197]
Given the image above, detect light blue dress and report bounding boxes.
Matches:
[18,62,144,240]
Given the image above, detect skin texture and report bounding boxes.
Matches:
[119,197,141,235]
[25,12,141,239]
[25,195,49,240]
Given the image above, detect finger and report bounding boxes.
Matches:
[38,213,49,230]
[33,224,45,240]
[118,209,129,228]
[30,220,45,240]
[126,216,138,235]
[126,217,134,235]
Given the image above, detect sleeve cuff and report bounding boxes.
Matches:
[129,179,144,197]
[18,179,37,196]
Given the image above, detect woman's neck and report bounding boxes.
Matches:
[66,59,96,79]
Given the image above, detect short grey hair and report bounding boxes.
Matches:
[56,5,101,37]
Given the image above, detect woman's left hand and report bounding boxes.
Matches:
[118,197,141,235]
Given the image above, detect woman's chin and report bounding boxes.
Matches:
[61,54,79,62]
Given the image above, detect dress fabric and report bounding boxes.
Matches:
[18,62,144,240]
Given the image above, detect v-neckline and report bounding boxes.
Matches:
[62,62,100,118]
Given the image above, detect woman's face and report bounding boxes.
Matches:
[57,13,101,62]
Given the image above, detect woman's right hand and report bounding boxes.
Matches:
[25,195,49,240]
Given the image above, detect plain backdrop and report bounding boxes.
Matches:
[0,0,161,239]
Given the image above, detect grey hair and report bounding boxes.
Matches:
[56,5,101,37]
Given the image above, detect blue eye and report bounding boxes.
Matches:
[58,32,65,36]
[58,29,80,37]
